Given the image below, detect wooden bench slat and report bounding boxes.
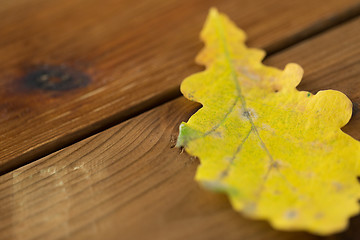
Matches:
[1,0,360,172]
[1,17,359,239]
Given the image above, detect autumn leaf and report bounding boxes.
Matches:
[176,8,360,235]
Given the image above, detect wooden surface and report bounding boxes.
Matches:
[1,14,360,239]
[1,0,360,173]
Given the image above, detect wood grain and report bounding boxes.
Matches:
[0,98,319,240]
[1,17,360,240]
[1,0,360,173]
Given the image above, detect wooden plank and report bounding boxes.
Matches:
[1,0,360,173]
[1,17,360,239]
[0,99,321,240]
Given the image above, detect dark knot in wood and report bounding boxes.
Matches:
[23,65,90,91]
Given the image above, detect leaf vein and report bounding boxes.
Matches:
[218,128,253,180]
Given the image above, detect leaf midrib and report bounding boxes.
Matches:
[214,14,278,192]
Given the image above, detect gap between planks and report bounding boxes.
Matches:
[2,5,360,176]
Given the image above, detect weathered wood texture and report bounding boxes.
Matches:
[1,17,359,239]
[1,0,360,173]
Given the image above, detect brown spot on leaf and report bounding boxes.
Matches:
[285,209,298,219]
[272,161,280,169]
[243,202,257,214]
[241,108,257,120]
[315,212,324,219]
[332,182,343,192]
[273,189,281,195]
[272,85,281,93]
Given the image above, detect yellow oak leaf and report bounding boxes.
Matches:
[176,8,360,235]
